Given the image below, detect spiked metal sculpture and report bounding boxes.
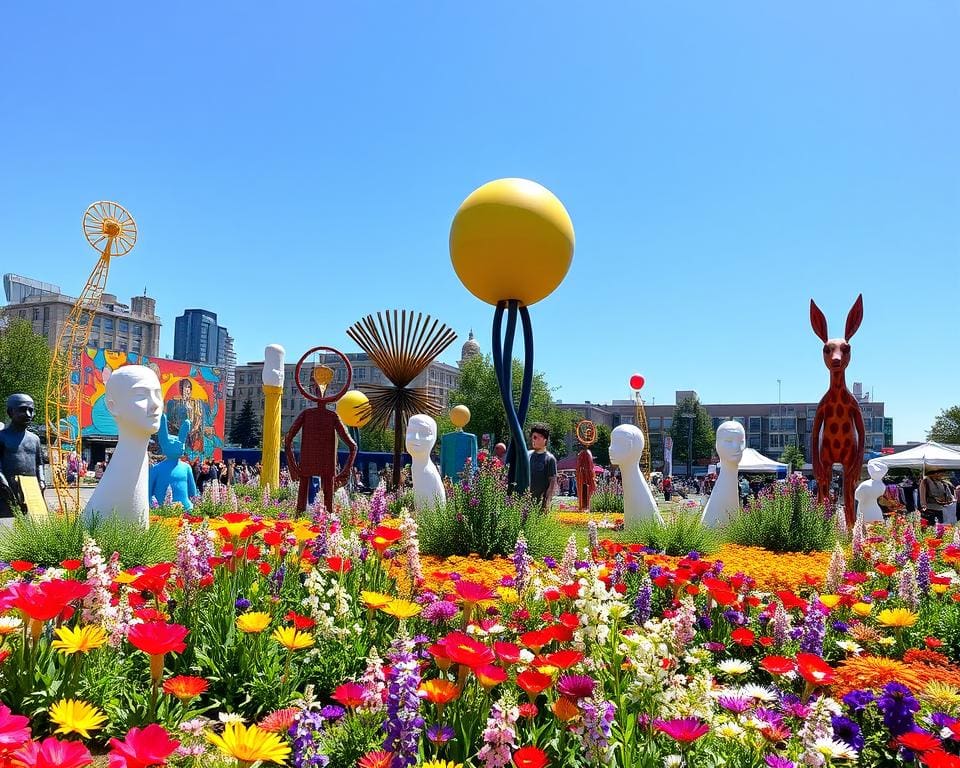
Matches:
[346,310,456,490]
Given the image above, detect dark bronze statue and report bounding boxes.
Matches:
[0,394,46,518]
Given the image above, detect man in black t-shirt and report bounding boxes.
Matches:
[528,423,557,512]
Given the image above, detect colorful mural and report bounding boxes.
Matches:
[81,349,224,461]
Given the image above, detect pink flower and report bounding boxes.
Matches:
[108,724,180,768]
[0,704,31,753]
[654,718,710,743]
[11,736,93,768]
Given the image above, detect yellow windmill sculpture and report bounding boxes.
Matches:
[45,201,137,513]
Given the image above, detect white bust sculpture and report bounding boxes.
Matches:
[262,344,285,388]
[405,414,445,511]
[609,424,662,527]
[84,366,162,528]
[855,459,888,524]
[701,420,745,527]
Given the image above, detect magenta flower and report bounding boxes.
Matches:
[654,718,710,743]
[557,675,596,700]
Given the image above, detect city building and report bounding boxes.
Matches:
[558,385,892,474]
[2,273,161,357]
[173,309,235,395]
[228,352,463,445]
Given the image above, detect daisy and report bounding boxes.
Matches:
[813,737,858,760]
[717,660,752,676]
[737,684,778,703]
[836,640,863,655]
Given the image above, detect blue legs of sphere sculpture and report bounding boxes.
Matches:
[492,299,534,494]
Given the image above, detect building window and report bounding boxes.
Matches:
[748,435,762,449]
[119,341,127,352]
[92,316,101,328]
[18,309,26,318]
[133,324,142,336]
[768,434,784,449]
[103,318,114,331]
[33,307,40,320]
[748,417,761,433]
[662,418,672,430]
[356,367,367,381]
[119,320,129,333]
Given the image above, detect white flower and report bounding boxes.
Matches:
[715,721,745,739]
[813,737,858,760]
[663,755,684,768]
[0,616,23,633]
[717,659,752,676]
[519,649,535,664]
[218,712,246,724]
[836,639,862,655]
[736,684,778,703]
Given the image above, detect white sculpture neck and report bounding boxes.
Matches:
[620,463,643,495]
[714,460,739,494]
[94,429,152,521]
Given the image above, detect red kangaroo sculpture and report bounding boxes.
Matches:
[810,294,865,527]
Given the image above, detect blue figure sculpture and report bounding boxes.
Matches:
[149,414,198,510]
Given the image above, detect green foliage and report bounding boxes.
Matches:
[780,443,806,471]
[0,318,56,423]
[669,395,716,470]
[446,354,574,458]
[928,405,960,444]
[230,398,262,448]
[0,512,175,567]
[590,476,624,514]
[317,710,385,768]
[417,457,567,559]
[723,477,836,553]
[620,509,719,556]
[358,423,394,453]
[590,424,611,466]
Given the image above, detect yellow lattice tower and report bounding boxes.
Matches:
[45,202,137,513]
[635,391,652,478]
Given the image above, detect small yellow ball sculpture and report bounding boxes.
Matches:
[336,389,371,428]
[449,178,575,307]
[450,405,471,429]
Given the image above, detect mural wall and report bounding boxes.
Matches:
[81,348,225,461]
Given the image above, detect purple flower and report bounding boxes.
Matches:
[383,637,424,767]
[557,675,596,700]
[717,695,752,714]
[426,723,454,745]
[799,598,826,656]
[574,696,616,764]
[633,579,652,625]
[319,705,345,721]
[842,689,875,713]
[877,682,920,737]
[235,597,251,611]
[765,756,795,768]
[421,600,458,624]
[543,556,557,569]
[831,715,864,751]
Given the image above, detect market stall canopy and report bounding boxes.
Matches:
[738,448,788,473]
[874,442,960,471]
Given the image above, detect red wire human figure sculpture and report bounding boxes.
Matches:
[809,295,865,527]
[284,346,358,514]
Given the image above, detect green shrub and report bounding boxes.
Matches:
[590,476,624,514]
[723,476,836,553]
[0,513,176,567]
[620,509,719,556]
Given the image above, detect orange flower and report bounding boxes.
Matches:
[552,696,580,721]
[419,678,460,707]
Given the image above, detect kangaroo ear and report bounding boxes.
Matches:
[810,299,828,342]
[844,294,863,340]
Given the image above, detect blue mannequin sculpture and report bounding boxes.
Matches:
[149,414,198,510]
[440,405,478,481]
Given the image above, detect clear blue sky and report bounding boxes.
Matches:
[1,2,957,443]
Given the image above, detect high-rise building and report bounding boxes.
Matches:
[2,273,161,357]
[173,309,235,396]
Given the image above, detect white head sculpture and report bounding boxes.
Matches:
[405,414,438,459]
[106,366,162,438]
[609,424,661,525]
[609,423,645,466]
[263,344,285,388]
[867,460,888,481]
[716,421,746,465]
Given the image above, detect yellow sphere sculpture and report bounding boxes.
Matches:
[450,405,471,429]
[449,178,575,306]
[336,389,371,428]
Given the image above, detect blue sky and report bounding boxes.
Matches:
[1,2,957,443]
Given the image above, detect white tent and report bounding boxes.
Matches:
[874,442,960,471]
[738,448,788,473]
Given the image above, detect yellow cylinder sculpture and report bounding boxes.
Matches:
[260,344,285,490]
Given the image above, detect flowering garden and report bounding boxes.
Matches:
[3,461,960,768]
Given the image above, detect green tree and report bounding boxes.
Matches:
[589,424,611,467]
[669,395,715,473]
[445,354,573,458]
[780,443,806,471]
[0,318,55,424]
[929,406,960,444]
[230,398,262,448]
[358,423,395,453]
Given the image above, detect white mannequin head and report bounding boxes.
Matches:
[716,421,746,464]
[405,414,437,459]
[105,366,162,438]
[263,344,285,387]
[609,424,645,466]
[867,460,888,481]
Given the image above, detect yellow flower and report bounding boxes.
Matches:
[851,602,872,617]
[114,571,137,585]
[497,586,520,604]
[381,599,422,620]
[878,636,896,647]
[236,612,272,633]
[207,721,291,765]
[49,699,108,738]
[421,761,464,768]
[361,591,394,611]
[272,626,314,651]
[819,594,842,610]
[933,584,949,595]
[877,608,918,628]
[291,523,317,543]
[923,681,960,711]
[52,625,109,655]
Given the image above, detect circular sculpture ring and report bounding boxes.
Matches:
[576,419,597,447]
[293,346,353,404]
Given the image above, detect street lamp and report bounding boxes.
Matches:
[681,412,695,479]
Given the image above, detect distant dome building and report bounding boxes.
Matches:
[458,329,481,367]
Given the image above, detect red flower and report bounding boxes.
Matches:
[513,745,549,768]
[731,628,755,647]
[544,624,574,643]
[107,723,180,768]
[897,730,942,753]
[357,750,394,768]
[262,530,283,547]
[162,676,208,702]
[325,557,351,574]
[876,563,897,577]
[795,653,835,686]
[560,583,581,599]
[441,632,494,669]
[131,563,173,595]
[258,562,272,576]
[284,611,316,630]
[761,656,796,676]
[542,649,583,669]
[494,641,521,665]
[558,612,579,630]
[332,683,366,709]
[60,560,82,571]
[922,752,960,768]
[370,526,403,554]
[516,669,553,699]
[475,663,508,690]
[654,717,710,743]
[10,580,92,622]
[127,622,189,656]
[518,702,539,720]
[11,736,93,768]
[455,580,497,605]
[925,637,944,649]
[9,561,35,573]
